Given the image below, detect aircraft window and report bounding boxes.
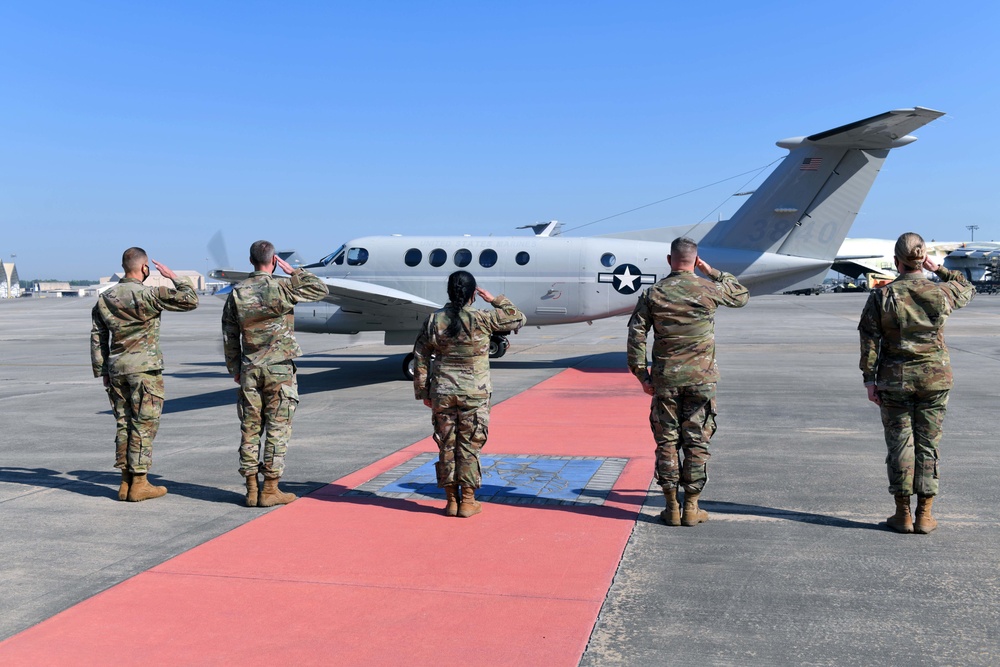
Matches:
[454,248,472,267]
[515,251,530,266]
[429,248,447,267]
[404,248,422,267]
[479,249,498,268]
[347,247,369,266]
[305,244,345,268]
[601,253,616,268]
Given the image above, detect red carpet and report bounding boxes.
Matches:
[0,368,654,666]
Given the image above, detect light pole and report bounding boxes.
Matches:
[966,225,979,242]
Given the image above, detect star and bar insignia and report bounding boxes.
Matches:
[598,263,656,295]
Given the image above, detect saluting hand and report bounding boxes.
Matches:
[275,256,295,275]
[475,287,495,303]
[922,256,938,272]
[694,257,713,277]
[151,260,177,280]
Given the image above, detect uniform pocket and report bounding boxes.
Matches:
[278,383,299,420]
[704,397,718,439]
[138,376,165,421]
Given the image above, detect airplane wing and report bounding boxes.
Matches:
[209,271,441,317]
[210,269,251,282]
[318,278,442,317]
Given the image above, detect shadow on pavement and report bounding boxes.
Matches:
[699,500,882,530]
[0,467,244,505]
[307,482,650,522]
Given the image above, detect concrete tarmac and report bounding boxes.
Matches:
[1,293,998,664]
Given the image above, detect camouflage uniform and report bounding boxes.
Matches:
[627,269,748,493]
[91,277,199,473]
[413,296,526,489]
[222,269,328,479]
[859,266,974,497]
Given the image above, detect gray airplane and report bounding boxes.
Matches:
[212,106,944,378]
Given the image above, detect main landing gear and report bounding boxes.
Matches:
[489,334,510,359]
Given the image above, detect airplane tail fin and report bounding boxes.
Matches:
[699,107,944,259]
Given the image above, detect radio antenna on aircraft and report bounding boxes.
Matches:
[560,157,784,235]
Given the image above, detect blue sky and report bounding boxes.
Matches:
[2,1,997,279]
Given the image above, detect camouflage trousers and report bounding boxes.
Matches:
[430,394,490,489]
[237,361,298,479]
[649,383,717,493]
[879,389,949,497]
[106,371,164,474]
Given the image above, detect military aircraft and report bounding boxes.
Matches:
[833,237,960,279]
[212,106,944,378]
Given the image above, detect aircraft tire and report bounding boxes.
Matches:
[489,335,509,359]
[402,353,415,381]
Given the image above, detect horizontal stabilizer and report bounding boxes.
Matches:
[789,107,945,149]
[700,107,945,261]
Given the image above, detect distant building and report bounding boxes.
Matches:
[100,270,206,291]
[34,281,72,292]
[0,260,20,298]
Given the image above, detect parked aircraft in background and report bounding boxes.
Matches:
[945,242,1000,281]
[212,107,945,378]
[833,237,960,279]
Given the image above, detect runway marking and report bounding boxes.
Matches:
[0,367,655,666]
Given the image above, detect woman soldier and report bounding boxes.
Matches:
[859,232,975,534]
[413,271,526,517]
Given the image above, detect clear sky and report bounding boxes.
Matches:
[2,1,997,279]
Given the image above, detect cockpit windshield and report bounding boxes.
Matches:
[304,244,346,268]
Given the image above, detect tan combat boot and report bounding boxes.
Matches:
[660,487,681,526]
[886,494,913,533]
[681,491,709,527]
[258,477,296,507]
[117,469,132,501]
[443,484,459,517]
[127,473,167,502]
[914,495,938,534]
[457,486,482,518]
[244,474,259,508]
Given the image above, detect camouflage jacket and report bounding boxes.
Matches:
[627,269,749,389]
[858,266,974,392]
[221,269,329,374]
[413,295,526,399]
[91,276,199,377]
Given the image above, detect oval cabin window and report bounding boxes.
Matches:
[429,248,447,267]
[404,248,422,267]
[479,249,498,268]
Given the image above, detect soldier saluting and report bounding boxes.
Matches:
[627,237,748,526]
[91,247,199,501]
[222,240,328,507]
[859,232,975,534]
